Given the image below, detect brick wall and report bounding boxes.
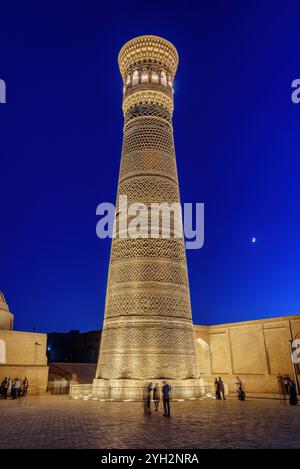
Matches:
[0,330,48,394]
[193,315,300,395]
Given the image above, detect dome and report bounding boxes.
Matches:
[0,291,9,311]
[0,291,13,330]
[0,291,7,304]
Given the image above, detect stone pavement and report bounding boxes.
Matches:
[0,395,299,449]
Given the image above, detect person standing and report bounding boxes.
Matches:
[1,378,8,399]
[288,379,298,406]
[162,382,171,417]
[22,378,29,396]
[12,378,20,399]
[146,382,153,414]
[214,378,221,400]
[235,377,245,401]
[11,379,17,399]
[18,380,23,397]
[218,377,226,400]
[7,378,11,397]
[284,376,291,396]
[153,383,160,411]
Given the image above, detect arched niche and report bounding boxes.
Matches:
[267,339,292,375]
[0,339,6,364]
[195,337,211,374]
[231,332,263,374]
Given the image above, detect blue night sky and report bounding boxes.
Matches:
[1,1,299,333]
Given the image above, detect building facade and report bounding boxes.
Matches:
[0,292,48,394]
[194,315,300,396]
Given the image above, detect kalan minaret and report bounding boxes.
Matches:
[94,36,200,399]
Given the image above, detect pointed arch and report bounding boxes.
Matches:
[0,339,6,363]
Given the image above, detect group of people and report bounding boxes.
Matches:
[214,375,298,405]
[277,375,298,405]
[0,377,29,399]
[145,382,171,417]
[214,376,245,400]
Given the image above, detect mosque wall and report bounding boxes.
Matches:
[193,315,300,396]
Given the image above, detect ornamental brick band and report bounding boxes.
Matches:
[94,35,200,398]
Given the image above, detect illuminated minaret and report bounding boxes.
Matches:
[94,36,199,398]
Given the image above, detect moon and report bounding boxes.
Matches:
[251,237,256,244]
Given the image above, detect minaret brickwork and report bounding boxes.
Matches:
[95,36,199,397]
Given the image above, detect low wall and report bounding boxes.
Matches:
[69,380,219,401]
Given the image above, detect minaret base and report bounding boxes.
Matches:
[92,378,204,401]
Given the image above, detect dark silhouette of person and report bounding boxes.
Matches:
[22,377,29,396]
[214,378,221,400]
[162,381,171,417]
[288,379,298,406]
[146,382,153,414]
[235,377,245,401]
[11,378,20,399]
[1,377,8,399]
[284,376,291,395]
[7,378,11,397]
[153,383,160,411]
[218,377,226,400]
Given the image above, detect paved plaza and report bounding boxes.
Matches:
[0,395,299,449]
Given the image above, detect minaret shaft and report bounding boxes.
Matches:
[95,36,199,396]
